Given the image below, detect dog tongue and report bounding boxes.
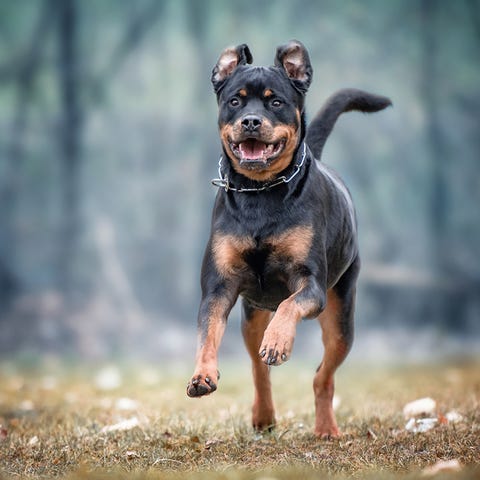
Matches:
[239,139,267,160]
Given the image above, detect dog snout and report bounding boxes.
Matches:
[241,114,262,132]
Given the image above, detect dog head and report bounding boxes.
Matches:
[212,41,313,182]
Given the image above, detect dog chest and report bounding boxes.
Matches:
[211,225,314,289]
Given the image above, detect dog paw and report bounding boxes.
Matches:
[252,407,276,432]
[259,321,295,366]
[315,426,341,440]
[314,414,341,439]
[186,370,219,397]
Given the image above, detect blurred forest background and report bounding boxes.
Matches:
[0,0,479,362]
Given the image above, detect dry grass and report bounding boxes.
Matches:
[0,357,479,479]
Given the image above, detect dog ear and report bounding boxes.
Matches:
[274,40,313,93]
[211,44,253,94]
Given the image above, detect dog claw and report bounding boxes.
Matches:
[187,373,218,398]
[266,350,279,365]
[260,349,266,358]
[281,353,287,362]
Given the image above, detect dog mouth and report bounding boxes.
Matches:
[229,138,286,167]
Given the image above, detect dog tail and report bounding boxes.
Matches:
[306,88,392,160]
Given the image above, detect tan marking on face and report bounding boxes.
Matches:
[268,225,314,264]
[263,89,273,97]
[212,233,255,278]
[247,124,299,181]
[295,108,301,125]
[220,123,238,167]
[220,123,234,149]
[239,88,247,97]
[219,106,301,182]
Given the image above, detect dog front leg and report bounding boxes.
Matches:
[187,291,237,397]
[259,276,325,366]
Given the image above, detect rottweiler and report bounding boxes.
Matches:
[186,40,391,438]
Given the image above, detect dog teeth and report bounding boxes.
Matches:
[264,144,274,154]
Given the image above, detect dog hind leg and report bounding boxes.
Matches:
[241,300,276,431]
[313,257,359,438]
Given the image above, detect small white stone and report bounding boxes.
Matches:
[403,397,436,418]
[405,417,437,433]
[445,410,463,423]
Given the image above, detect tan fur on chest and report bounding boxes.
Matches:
[268,225,314,263]
[212,225,314,278]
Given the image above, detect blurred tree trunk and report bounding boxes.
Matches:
[0,0,53,310]
[57,0,83,303]
[420,0,448,265]
[420,0,460,328]
[55,0,165,305]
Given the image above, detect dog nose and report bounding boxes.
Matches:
[241,114,262,132]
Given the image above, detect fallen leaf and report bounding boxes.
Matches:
[438,413,448,425]
[403,397,436,418]
[422,459,462,476]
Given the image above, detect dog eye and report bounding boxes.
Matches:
[229,97,240,107]
[271,99,283,108]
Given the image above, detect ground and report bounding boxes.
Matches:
[0,357,479,479]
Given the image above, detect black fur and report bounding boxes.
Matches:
[306,88,392,160]
[187,40,391,437]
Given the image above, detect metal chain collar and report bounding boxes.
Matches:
[211,142,307,193]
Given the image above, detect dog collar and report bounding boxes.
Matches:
[211,142,307,193]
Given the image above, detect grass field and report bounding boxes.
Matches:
[0,357,479,479]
